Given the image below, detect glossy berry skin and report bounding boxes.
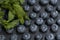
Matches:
[45,33,54,40]
[6,28,14,34]
[24,20,31,26]
[30,24,38,32]
[24,5,30,11]
[57,19,60,25]
[0,35,5,40]
[35,33,42,40]
[28,0,36,5]
[50,0,57,5]
[40,12,48,19]
[51,24,58,32]
[33,5,41,12]
[29,12,37,19]
[22,33,31,40]
[11,34,18,40]
[40,24,48,32]
[40,0,49,5]
[46,5,54,12]
[17,25,26,33]
[36,18,44,25]
[56,33,60,40]
[50,11,58,18]
[47,18,55,25]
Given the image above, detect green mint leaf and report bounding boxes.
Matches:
[4,20,19,30]
[19,0,25,4]
[8,11,14,22]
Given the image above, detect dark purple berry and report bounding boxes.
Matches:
[22,33,31,40]
[17,25,26,33]
[45,33,55,40]
[33,5,41,12]
[40,24,48,32]
[50,11,58,18]
[51,24,58,32]
[30,24,38,32]
[11,34,18,40]
[40,12,48,19]
[47,18,55,25]
[28,0,36,5]
[40,0,49,5]
[35,33,42,40]
[50,0,57,5]
[36,18,44,25]
[24,5,30,11]
[46,5,54,12]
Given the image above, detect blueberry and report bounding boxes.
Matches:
[24,20,31,26]
[45,33,55,40]
[30,24,38,32]
[33,5,41,12]
[51,11,58,18]
[24,5,30,11]
[47,18,55,25]
[6,28,14,34]
[57,5,60,11]
[40,0,49,5]
[51,24,58,32]
[29,12,37,19]
[28,0,36,5]
[57,19,60,25]
[36,18,44,25]
[56,33,60,40]
[17,25,26,33]
[22,33,31,40]
[46,5,54,12]
[40,12,48,19]
[11,34,18,40]
[40,24,48,32]
[35,33,42,40]
[50,0,57,5]
[0,35,5,40]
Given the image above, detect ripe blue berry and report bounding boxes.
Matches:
[36,18,44,25]
[40,12,48,19]
[17,25,26,33]
[29,12,37,19]
[22,33,31,40]
[24,5,30,11]
[30,24,38,32]
[28,0,36,5]
[40,24,48,32]
[50,11,58,18]
[24,20,31,26]
[45,33,55,40]
[47,18,55,25]
[50,0,57,5]
[57,19,60,25]
[51,24,58,32]
[11,34,18,40]
[33,5,41,12]
[0,35,5,40]
[6,28,14,34]
[40,0,49,5]
[46,5,54,12]
[35,33,42,40]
